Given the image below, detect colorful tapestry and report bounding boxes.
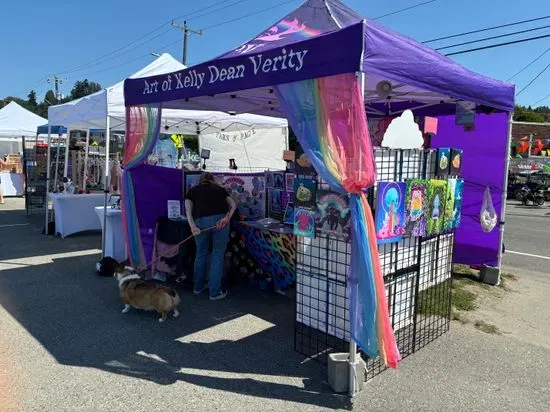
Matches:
[294,208,315,238]
[450,149,463,176]
[294,178,317,209]
[453,179,464,229]
[405,179,428,237]
[426,179,447,236]
[375,182,406,244]
[316,191,351,239]
[436,148,451,176]
[443,179,457,231]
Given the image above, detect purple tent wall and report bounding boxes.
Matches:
[432,113,509,267]
[131,164,182,264]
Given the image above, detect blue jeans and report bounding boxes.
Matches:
[193,214,229,297]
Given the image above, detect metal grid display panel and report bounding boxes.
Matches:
[294,149,453,380]
[23,137,48,215]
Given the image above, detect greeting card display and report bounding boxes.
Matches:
[443,179,456,231]
[405,179,428,237]
[375,182,406,244]
[294,208,316,238]
[426,180,447,236]
[273,172,285,190]
[450,149,463,176]
[316,191,351,238]
[436,148,451,176]
[269,189,282,214]
[294,178,317,209]
[295,146,316,176]
[285,173,295,192]
[283,202,294,225]
[453,179,464,229]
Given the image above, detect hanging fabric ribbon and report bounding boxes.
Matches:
[275,72,400,368]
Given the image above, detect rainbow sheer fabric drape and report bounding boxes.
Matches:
[275,72,400,367]
[121,104,162,269]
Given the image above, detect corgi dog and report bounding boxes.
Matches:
[114,266,180,323]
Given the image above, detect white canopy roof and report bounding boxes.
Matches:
[0,101,47,137]
[48,53,287,133]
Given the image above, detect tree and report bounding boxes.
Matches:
[70,79,102,100]
[1,96,28,108]
[27,90,38,111]
[513,105,546,123]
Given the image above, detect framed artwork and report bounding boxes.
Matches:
[294,178,317,209]
[273,172,285,190]
[426,179,448,236]
[265,171,274,189]
[405,179,428,237]
[281,191,294,213]
[375,182,406,244]
[450,149,463,176]
[436,148,451,176]
[269,189,282,214]
[220,173,266,221]
[285,173,295,192]
[295,146,316,176]
[453,179,464,229]
[283,202,294,225]
[294,208,316,238]
[316,191,351,239]
[443,179,456,231]
[184,172,201,195]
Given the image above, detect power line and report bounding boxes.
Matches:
[444,34,550,56]
[507,46,550,81]
[436,24,550,51]
[374,0,437,20]
[516,62,550,96]
[186,0,253,22]
[424,14,550,43]
[533,92,550,106]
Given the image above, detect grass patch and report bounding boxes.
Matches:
[474,320,500,335]
[452,287,477,311]
[452,264,475,276]
[417,278,477,318]
[501,273,519,282]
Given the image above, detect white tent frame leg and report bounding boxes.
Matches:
[497,112,513,272]
[82,129,90,190]
[101,116,111,259]
[44,125,52,234]
[63,128,71,179]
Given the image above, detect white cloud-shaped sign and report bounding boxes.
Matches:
[381,110,424,149]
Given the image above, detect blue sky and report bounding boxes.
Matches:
[1,0,549,106]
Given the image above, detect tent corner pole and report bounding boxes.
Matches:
[101,117,111,259]
[82,129,90,191]
[44,124,52,234]
[63,128,71,178]
[497,112,513,273]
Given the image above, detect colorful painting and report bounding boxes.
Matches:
[375,182,406,244]
[316,191,351,239]
[265,171,274,189]
[281,191,294,213]
[443,179,456,231]
[269,189,282,214]
[295,146,316,176]
[405,179,428,237]
[184,172,201,194]
[436,148,451,176]
[294,178,317,209]
[273,172,285,190]
[294,208,316,238]
[283,202,294,225]
[453,179,464,229]
[285,173,295,192]
[220,174,266,221]
[426,179,448,236]
[450,149,463,176]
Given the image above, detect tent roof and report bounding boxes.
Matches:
[48,53,286,132]
[124,0,514,115]
[0,101,47,138]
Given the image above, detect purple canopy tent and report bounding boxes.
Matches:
[122,0,514,396]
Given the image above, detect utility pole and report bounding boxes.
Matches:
[171,20,202,66]
[47,76,64,102]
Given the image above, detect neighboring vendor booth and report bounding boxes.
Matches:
[0,101,47,196]
[121,0,514,396]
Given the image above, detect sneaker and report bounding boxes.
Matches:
[209,290,228,301]
[193,285,208,295]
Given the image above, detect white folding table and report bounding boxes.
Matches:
[50,193,105,238]
[94,206,127,262]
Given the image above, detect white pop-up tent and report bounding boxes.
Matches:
[0,101,46,154]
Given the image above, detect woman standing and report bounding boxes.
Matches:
[185,173,236,300]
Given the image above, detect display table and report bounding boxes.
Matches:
[0,172,24,196]
[50,193,105,238]
[95,206,127,262]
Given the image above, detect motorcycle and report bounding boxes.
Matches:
[522,186,545,206]
[515,185,530,202]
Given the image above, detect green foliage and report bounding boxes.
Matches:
[69,79,102,100]
[513,105,550,123]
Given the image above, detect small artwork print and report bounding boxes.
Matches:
[405,179,428,237]
[185,173,201,195]
[269,189,282,214]
[443,179,456,231]
[450,149,463,176]
[437,148,451,176]
[294,208,316,238]
[281,191,293,213]
[285,173,295,192]
[265,172,274,189]
[295,146,316,176]
[375,182,406,244]
[453,179,464,229]
[273,172,285,190]
[316,191,351,239]
[294,178,317,209]
[283,202,294,225]
[426,180,447,236]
